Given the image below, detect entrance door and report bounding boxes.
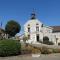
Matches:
[36,34,39,42]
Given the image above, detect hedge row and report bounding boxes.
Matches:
[0,39,21,57]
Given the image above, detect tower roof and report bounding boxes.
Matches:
[30,10,36,19]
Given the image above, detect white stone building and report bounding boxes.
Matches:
[24,12,60,45]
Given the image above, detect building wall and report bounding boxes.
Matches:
[52,32,60,45]
[24,19,59,45]
[24,19,42,43]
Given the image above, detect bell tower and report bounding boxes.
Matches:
[30,9,36,19]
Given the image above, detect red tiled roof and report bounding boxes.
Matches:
[51,26,60,32]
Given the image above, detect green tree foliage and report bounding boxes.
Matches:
[5,20,21,37]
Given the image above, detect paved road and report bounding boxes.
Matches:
[0,53,60,60]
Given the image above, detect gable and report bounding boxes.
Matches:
[24,19,42,27]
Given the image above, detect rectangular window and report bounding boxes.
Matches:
[28,27,30,32]
[28,35,30,39]
[36,27,39,31]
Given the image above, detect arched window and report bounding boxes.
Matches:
[28,27,30,32]
[36,23,39,31]
[28,24,30,32]
[36,27,39,31]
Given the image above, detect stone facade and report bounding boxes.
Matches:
[24,13,60,45]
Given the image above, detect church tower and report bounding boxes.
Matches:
[24,11,43,43]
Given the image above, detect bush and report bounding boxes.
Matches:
[32,47,41,54]
[43,40,54,45]
[41,47,52,54]
[53,49,60,53]
[0,39,21,57]
[47,41,54,45]
[21,44,32,54]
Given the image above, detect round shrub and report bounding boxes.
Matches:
[0,39,21,57]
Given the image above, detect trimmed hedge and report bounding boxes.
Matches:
[0,39,21,57]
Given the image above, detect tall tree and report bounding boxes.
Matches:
[5,20,21,37]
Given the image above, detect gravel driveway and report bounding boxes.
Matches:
[0,53,60,60]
